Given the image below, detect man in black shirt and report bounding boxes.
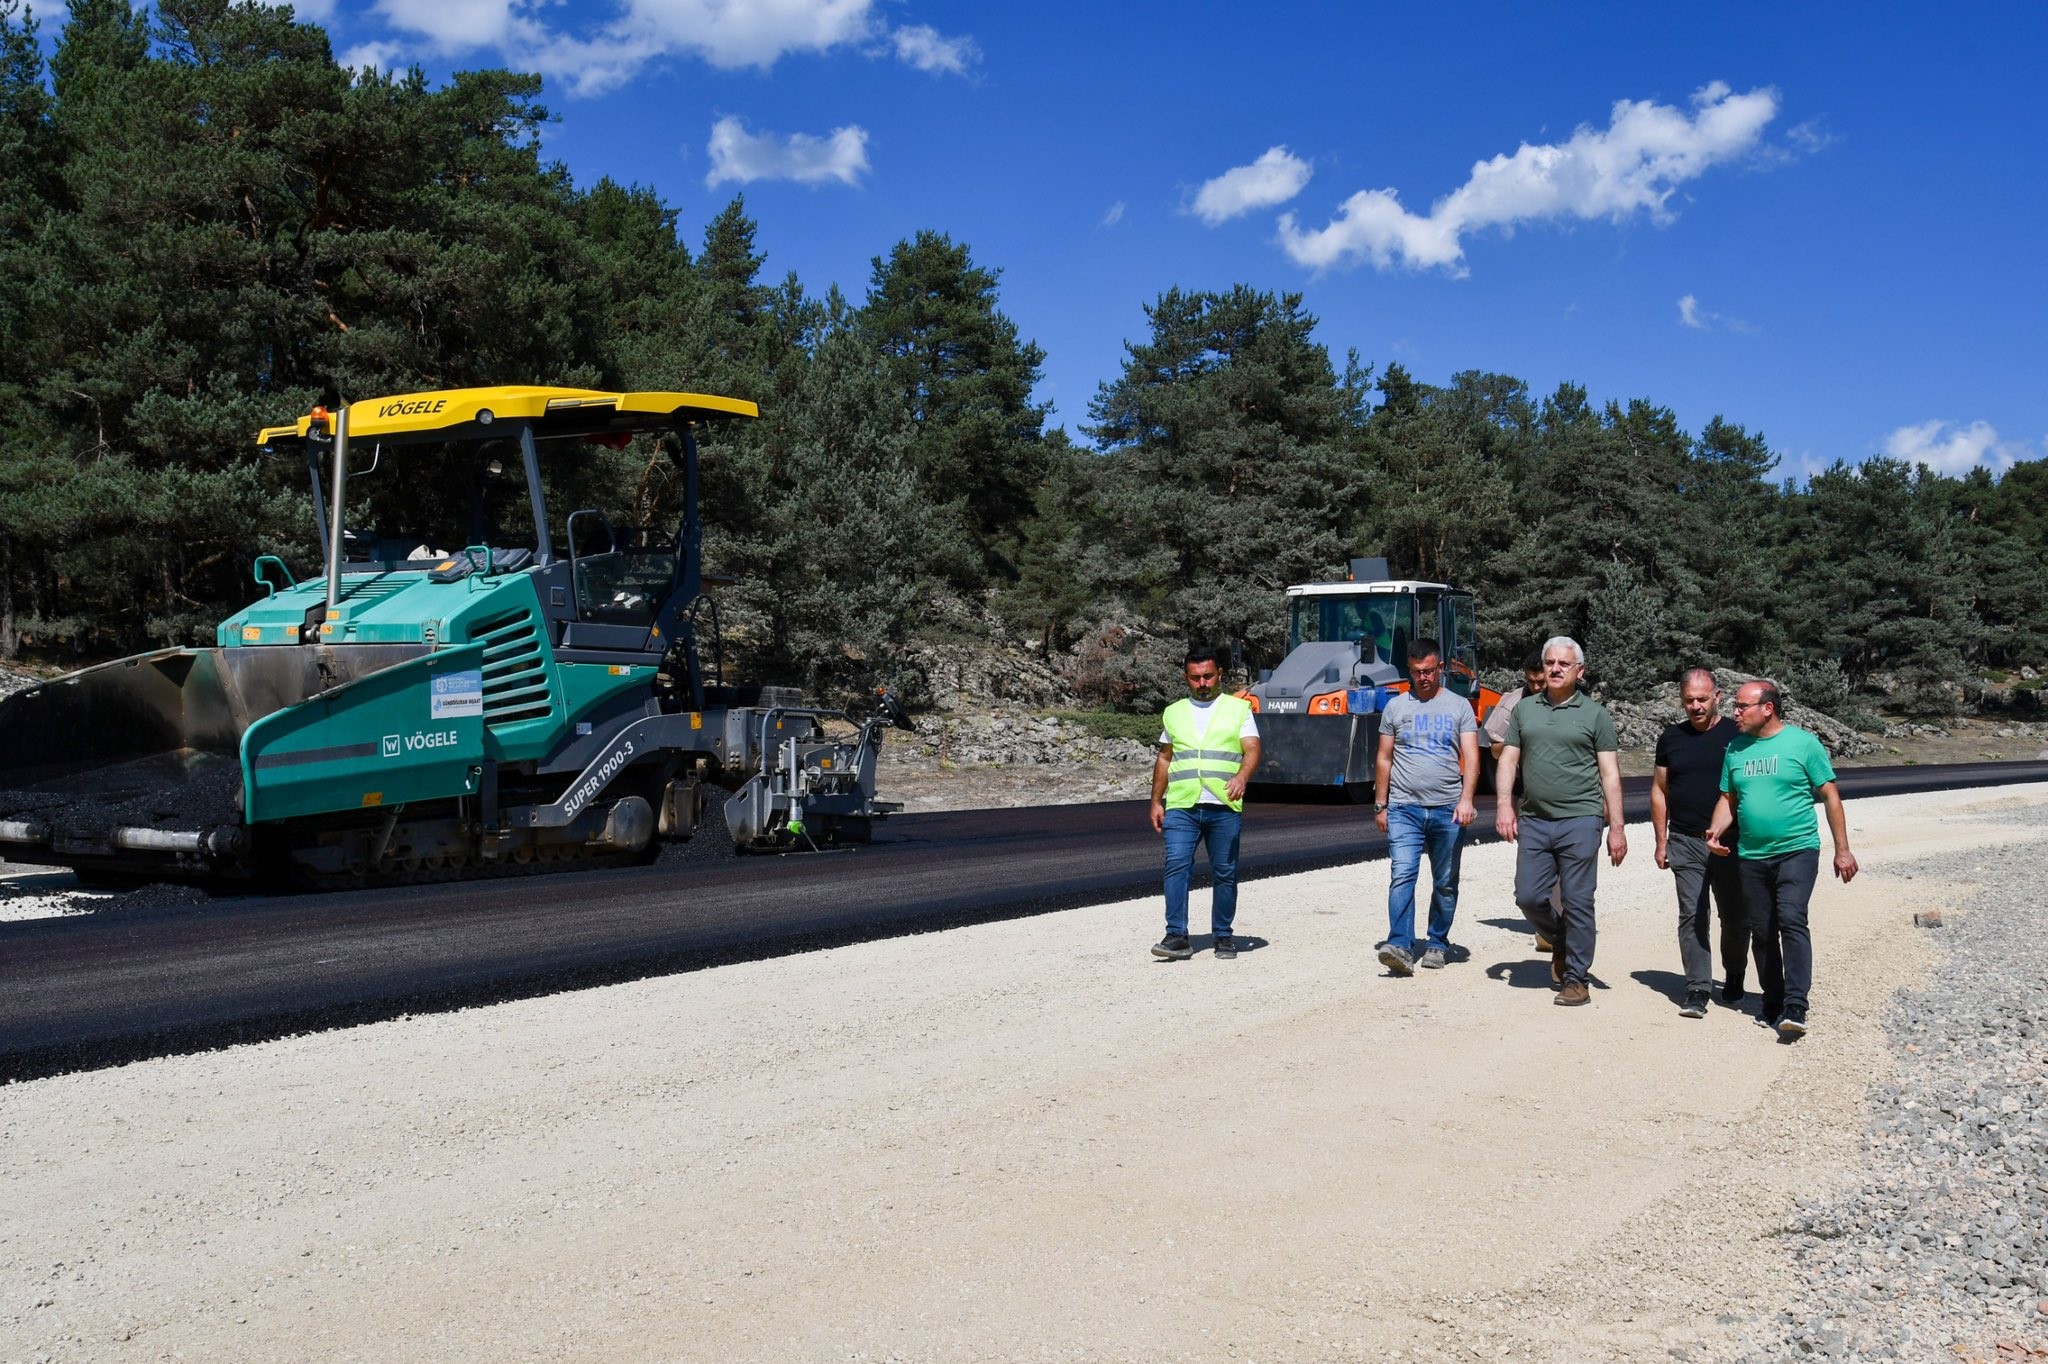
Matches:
[1652,668,1751,1018]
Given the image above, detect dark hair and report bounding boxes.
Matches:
[1520,648,1545,672]
[1407,637,1443,662]
[1183,646,1224,670]
[1755,682,1782,714]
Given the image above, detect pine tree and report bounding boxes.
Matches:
[1487,389,1704,679]
[1085,285,1368,668]
[856,230,1049,580]
[1357,367,1527,601]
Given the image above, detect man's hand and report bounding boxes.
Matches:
[1607,825,1628,867]
[1820,784,1856,884]
[1374,807,1388,834]
[1149,799,1165,835]
[1494,746,1521,841]
[1454,798,1475,827]
[1654,838,1669,871]
[1705,794,1736,858]
[1225,771,1250,803]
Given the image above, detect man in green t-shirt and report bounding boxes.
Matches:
[1706,680,1858,1040]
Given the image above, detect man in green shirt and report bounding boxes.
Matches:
[1493,636,1627,1007]
[1707,680,1859,1039]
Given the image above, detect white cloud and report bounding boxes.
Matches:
[1192,146,1313,226]
[890,22,978,75]
[339,39,411,71]
[616,0,873,69]
[1101,200,1126,227]
[370,0,528,52]
[705,116,869,187]
[363,0,971,96]
[288,0,339,20]
[1882,420,2031,477]
[1785,119,1835,155]
[1675,293,1753,332]
[1278,81,1780,274]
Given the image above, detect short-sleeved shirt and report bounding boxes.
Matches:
[1501,689,1618,821]
[1655,717,1741,840]
[1720,724,1836,859]
[1381,689,1478,807]
[1483,685,1534,747]
[1159,699,1260,806]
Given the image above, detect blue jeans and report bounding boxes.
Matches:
[1162,804,1241,938]
[1385,803,1465,954]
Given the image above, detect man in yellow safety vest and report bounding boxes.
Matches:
[1149,646,1262,960]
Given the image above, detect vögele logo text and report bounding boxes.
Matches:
[383,730,459,758]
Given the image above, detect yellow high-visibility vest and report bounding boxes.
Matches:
[1161,694,1252,812]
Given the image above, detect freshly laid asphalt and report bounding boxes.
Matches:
[4,761,2045,1082]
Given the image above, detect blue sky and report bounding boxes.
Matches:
[105,2,2048,478]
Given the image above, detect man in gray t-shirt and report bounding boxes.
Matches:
[1372,638,1480,976]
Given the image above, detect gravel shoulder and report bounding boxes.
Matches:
[4,787,2048,1363]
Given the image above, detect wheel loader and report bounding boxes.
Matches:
[0,386,910,886]
[1242,559,1500,798]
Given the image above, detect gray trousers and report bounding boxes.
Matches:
[1515,815,1604,986]
[1666,832,1751,994]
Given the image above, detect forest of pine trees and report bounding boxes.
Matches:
[5,0,2046,720]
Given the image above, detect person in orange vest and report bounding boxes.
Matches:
[1148,647,1262,961]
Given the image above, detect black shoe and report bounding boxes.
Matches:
[1152,934,1193,961]
[1679,990,1710,1019]
[1213,936,1238,960]
[1777,1006,1808,1038]
[1720,983,1747,1005]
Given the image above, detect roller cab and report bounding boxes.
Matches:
[1243,562,1499,799]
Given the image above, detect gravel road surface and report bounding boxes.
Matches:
[5,784,2048,1362]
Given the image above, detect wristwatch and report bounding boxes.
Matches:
[1373,801,1388,813]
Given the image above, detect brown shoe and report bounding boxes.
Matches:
[1555,981,1589,1006]
[1550,941,1566,986]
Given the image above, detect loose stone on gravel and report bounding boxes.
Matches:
[1722,799,2048,1361]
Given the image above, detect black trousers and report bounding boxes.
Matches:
[1667,832,1750,994]
[1738,848,1820,1017]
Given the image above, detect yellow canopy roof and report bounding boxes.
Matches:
[256,385,757,448]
